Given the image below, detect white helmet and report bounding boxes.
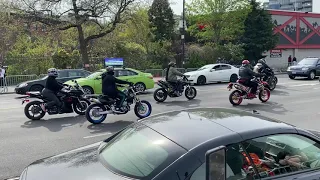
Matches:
[48,68,58,77]
[256,63,263,69]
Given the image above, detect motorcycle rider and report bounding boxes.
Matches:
[257,58,273,81]
[239,60,265,98]
[166,61,185,95]
[41,68,64,113]
[102,66,133,112]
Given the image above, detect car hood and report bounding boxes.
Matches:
[184,71,200,76]
[23,142,127,180]
[16,79,43,87]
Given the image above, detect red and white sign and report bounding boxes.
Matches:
[270,49,282,58]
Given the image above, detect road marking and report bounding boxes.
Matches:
[83,132,112,139]
[289,83,318,87]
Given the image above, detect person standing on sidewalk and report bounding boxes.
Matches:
[293,57,297,65]
[0,64,5,87]
[288,55,292,67]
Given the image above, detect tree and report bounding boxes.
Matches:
[241,0,278,61]
[52,48,80,69]
[148,0,175,42]
[187,0,251,44]
[9,0,135,66]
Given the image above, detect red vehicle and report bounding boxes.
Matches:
[227,77,271,105]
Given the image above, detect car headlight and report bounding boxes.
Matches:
[18,83,28,88]
[302,67,309,71]
[287,67,291,71]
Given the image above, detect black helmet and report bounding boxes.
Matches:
[168,61,176,67]
[106,66,114,72]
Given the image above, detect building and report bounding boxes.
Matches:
[264,0,313,12]
[263,10,320,69]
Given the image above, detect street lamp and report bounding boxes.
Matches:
[179,0,187,67]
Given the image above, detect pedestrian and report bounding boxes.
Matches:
[288,55,292,67]
[0,64,5,87]
[293,57,297,65]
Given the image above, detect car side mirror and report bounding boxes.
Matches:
[206,146,226,180]
[210,69,215,72]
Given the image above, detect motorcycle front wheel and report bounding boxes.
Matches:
[85,104,107,124]
[73,98,90,115]
[153,88,168,102]
[185,87,197,100]
[134,100,152,119]
[24,101,46,120]
[259,88,271,102]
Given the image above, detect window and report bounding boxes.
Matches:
[243,134,320,178]
[57,71,68,78]
[190,143,258,180]
[221,65,232,70]
[117,70,138,77]
[213,65,222,71]
[99,123,186,179]
[68,71,79,77]
[86,71,103,79]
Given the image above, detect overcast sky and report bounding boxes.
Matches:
[170,0,267,15]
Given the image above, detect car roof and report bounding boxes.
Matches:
[139,108,295,150]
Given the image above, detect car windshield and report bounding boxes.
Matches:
[99,123,186,179]
[41,76,48,80]
[197,65,212,71]
[298,58,318,66]
[86,71,103,79]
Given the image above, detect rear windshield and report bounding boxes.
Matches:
[99,123,186,179]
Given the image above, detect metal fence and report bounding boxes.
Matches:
[145,68,198,77]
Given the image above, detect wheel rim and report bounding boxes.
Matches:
[135,83,145,92]
[28,104,44,118]
[231,92,242,104]
[261,89,270,101]
[137,103,150,117]
[83,88,92,94]
[89,106,105,122]
[311,72,315,79]
[156,90,166,101]
[76,101,88,112]
[199,77,205,84]
[186,88,195,98]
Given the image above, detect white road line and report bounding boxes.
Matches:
[289,83,318,87]
[83,132,112,139]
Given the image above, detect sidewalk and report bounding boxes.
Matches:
[0,86,15,95]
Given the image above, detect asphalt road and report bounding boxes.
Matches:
[1,74,320,179]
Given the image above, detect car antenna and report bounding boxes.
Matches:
[176,171,181,180]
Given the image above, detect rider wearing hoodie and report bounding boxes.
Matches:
[166,61,185,95]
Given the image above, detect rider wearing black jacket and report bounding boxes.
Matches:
[239,60,264,98]
[102,66,133,111]
[41,68,64,112]
[258,59,273,80]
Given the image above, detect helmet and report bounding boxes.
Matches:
[168,61,176,67]
[106,66,114,72]
[47,68,58,77]
[258,59,266,64]
[242,60,250,65]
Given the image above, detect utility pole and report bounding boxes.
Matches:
[182,0,186,68]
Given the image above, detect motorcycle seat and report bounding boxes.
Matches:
[27,91,42,96]
[99,95,116,104]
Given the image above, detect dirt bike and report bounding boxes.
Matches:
[227,77,271,106]
[85,84,152,124]
[153,76,197,102]
[22,80,90,120]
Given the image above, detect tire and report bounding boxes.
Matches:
[83,86,94,94]
[72,98,90,115]
[229,90,243,106]
[134,82,146,93]
[134,100,152,119]
[269,80,276,91]
[29,85,44,92]
[274,76,278,84]
[230,74,238,83]
[308,71,316,80]
[185,87,197,100]
[24,100,46,120]
[289,75,295,79]
[85,104,107,124]
[197,76,206,85]
[259,88,271,103]
[153,88,168,102]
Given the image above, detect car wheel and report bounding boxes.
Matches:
[134,82,146,93]
[289,75,295,80]
[82,86,94,94]
[230,74,238,83]
[29,85,44,92]
[197,76,206,85]
[308,71,316,80]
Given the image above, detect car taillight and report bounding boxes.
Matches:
[149,76,153,79]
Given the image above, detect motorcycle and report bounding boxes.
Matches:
[153,76,197,102]
[261,68,277,91]
[22,80,90,120]
[227,77,271,106]
[85,84,152,124]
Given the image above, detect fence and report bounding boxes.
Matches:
[145,68,198,77]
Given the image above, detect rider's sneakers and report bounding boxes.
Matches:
[40,104,46,112]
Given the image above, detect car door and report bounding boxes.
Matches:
[116,69,139,84]
[220,65,233,81]
[208,65,221,82]
[93,72,104,94]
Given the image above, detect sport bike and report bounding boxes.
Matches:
[22,80,90,120]
[227,77,271,106]
[153,76,197,102]
[85,84,152,124]
[261,68,277,91]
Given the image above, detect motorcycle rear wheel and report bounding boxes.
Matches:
[73,98,90,115]
[85,104,107,124]
[24,101,46,120]
[153,88,168,102]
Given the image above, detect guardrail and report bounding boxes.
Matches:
[145,68,198,77]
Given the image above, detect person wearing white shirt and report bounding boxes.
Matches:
[0,66,5,87]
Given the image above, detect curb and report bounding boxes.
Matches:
[0,92,15,95]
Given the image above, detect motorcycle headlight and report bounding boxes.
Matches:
[19,83,28,88]
[302,67,309,71]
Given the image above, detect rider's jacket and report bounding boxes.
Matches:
[167,67,184,82]
[239,65,263,82]
[102,72,129,96]
[45,76,63,92]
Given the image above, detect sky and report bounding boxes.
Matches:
[170,0,266,15]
